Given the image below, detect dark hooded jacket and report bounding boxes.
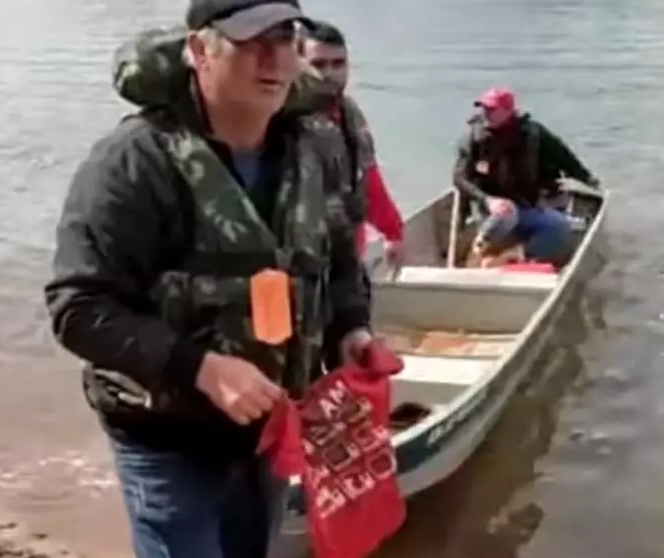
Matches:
[44,26,370,458]
[453,113,594,211]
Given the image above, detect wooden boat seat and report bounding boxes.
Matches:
[396,354,490,385]
[390,354,492,408]
[379,327,516,359]
[395,265,559,293]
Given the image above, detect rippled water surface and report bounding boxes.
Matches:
[1,0,663,556]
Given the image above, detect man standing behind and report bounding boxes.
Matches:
[298,20,404,265]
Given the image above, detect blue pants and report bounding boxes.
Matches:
[478,202,573,261]
[110,437,285,558]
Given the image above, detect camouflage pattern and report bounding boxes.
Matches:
[112,25,338,114]
[283,69,340,116]
[295,113,362,235]
[334,95,375,224]
[112,25,189,108]
[106,27,367,412]
[147,121,335,407]
[111,27,369,225]
[340,97,376,181]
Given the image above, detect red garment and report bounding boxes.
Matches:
[357,163,404,256]
[258,341,406,558]
[500,261,556,274]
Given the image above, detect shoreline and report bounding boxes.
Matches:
[0,521,85,558]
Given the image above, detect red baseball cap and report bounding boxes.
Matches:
[474,87,516,112]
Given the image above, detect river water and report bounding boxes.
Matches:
[0,0,663,556]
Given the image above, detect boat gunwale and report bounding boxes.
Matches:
[282,185,608,513]
[390,185,608,446]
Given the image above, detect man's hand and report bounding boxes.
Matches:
[195,353,284,425]
[340,331,404,376]
[340,328,374,365]
[385,239,404,266]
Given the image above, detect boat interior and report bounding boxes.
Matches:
[364,182,605,433]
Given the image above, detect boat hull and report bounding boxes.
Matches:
[272,184,608,557]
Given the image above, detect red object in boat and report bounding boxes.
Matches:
[258,341,406,558]
[500,261,557,274]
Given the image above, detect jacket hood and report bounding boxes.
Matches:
[112,25,338,114]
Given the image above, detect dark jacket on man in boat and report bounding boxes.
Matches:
[453,113,595,212]
[44,27,371,459]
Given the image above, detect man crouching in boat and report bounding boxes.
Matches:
[43,0,381,556]
[452,87,600,268]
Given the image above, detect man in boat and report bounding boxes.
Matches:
[44,0,382,555]
[298,20,405,267]
[452,87,601,267]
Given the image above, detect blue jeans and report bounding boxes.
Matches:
[478,202,573,261]
[110,437,285,558]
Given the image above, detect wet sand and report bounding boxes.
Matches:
[0,520,86,558]
[0,247,130,558]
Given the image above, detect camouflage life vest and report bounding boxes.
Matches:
[284,71,367,225]
[104,27,355,416]
[113,27,368,227]
[148,121,330,403]
[336,95,374,224]
[113,24,190,108]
